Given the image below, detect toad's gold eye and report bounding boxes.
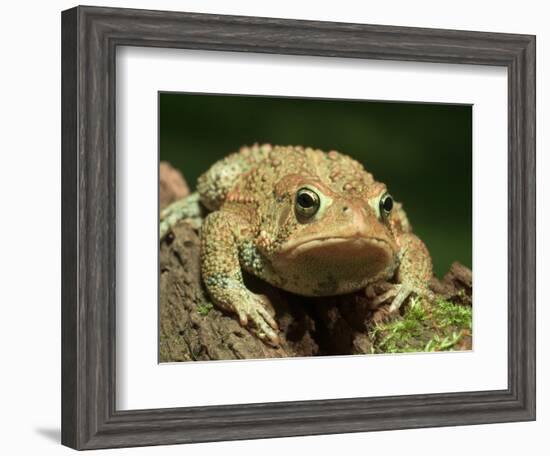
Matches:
[379,192,394,218]
[295,187,321,219]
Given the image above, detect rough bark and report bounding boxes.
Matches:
[430,262,473,306]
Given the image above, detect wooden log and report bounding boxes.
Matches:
[158,164,473,361]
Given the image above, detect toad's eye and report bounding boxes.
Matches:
[295,187,321,218]
[379,193,394,218]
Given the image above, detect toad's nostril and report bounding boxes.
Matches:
[342,206,350,213]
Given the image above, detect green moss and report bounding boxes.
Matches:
[432,298,472,330]
[424,332,463,351]
[407,298,427,321]
[370,297,472,354]
[196,303,214,316]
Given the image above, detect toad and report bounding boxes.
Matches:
[160,144,433,346]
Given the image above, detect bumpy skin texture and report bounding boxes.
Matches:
[168,144,433,345]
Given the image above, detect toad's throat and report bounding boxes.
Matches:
[270,236,396,296]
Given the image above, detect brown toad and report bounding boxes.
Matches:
[161,144,433,346]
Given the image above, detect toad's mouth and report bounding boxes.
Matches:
[275,235,396,270]
[281,235,392,257]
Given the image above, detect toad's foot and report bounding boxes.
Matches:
[233,293,280,347]
[366,282,433,314]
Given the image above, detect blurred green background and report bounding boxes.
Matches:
[159,93,472,278]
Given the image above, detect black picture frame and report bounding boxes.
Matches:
[61,5,536,450]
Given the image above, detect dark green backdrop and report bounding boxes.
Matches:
[159,93,472,278]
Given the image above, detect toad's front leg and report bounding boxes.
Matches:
[200,211,280,346]
[368,232,433,313]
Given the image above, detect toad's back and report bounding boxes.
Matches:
[196,144,375,211]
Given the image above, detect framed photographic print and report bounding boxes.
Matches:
[157,93,473,361]
[61,5,535,450]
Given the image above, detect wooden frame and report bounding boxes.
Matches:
[61,5,536,450]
